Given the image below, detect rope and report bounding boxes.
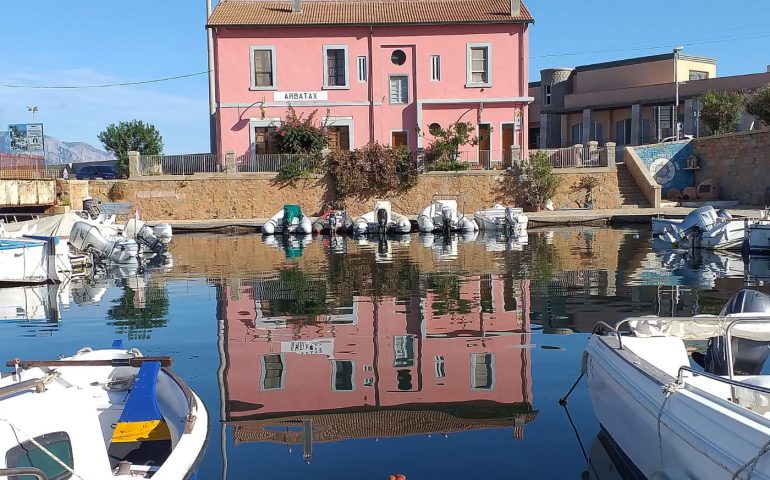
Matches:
[657,381,682,467]
[733,439,770,480]
[0,417,86,480]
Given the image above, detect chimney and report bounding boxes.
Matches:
[292,0,302,13]
[510,0,521,16]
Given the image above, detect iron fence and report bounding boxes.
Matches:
[236,153,323,173]
[138,154,226,176]
[0,153,57,179]
[530,146,605,168]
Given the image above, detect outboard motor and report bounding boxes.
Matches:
[70,221,138,264]
[504,207,518,234]
[717,209,733,221]
[441,206,453,235]
[376,208,388,234]
[699,289,770,375]
[135,224,167,255]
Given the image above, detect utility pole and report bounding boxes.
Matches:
[207,0,217,153]
[673,46,683,139]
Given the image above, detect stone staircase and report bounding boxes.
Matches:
[616,163,650,208]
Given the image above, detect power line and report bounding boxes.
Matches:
[0,70,210,89]
[531,31,770,59]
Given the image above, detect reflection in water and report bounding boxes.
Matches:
[0,284,65,336]
[217,272,535,465]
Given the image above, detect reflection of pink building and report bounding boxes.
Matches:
[207,0,533,163]
[218,275,535,445]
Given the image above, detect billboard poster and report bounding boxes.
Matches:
[8,123,45,155]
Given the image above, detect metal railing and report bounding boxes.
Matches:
[138,154,225,176]
[237,153,322,173]
[0,153,57,179]
[531,146,605,168]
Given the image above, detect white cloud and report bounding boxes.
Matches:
[0,67,210,154]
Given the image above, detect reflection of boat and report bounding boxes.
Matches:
[311,210,352,235]
[354,233,411,262]
[476,230,529,252]
[263,234,313,259]
[217,274,535,466]
[658,206,749,250]
[0,347,209,478]
[418,231,478,260]
[262,205,312,235]
[474,204,528,235]
[581,431,632,480]
[353,201,412,235]
[586,289,770,479]
[417,198,478,233]
[0,283,62,322]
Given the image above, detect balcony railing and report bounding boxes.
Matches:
[530,145,606,168]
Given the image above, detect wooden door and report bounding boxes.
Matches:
[502,124,514,167]
[391,131,408,148]
[478,124,491,169]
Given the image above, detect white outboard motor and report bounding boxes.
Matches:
[70,221,138,264]
[124,219,168,254]
[717,209,733,221]
[152,223,173,244]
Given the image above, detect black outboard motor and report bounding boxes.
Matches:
[376,208,388,235]
[441,207,452,235]
[281,215,290,235]
[135,225,167,255]
[701,289,770,375]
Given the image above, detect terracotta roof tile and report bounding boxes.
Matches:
[208,0,534,27]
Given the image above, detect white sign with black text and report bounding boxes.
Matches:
[273,91,328,102]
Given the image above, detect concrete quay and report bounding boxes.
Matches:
[154,206,767,233]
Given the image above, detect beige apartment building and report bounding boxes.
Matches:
[529,53,770,153]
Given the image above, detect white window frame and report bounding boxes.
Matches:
[430,55,441,82]
[435,355,446,378]
[470,353,496,391]
[543,83,552,106]
[389,75,409,104]
[249,45,278,91]
[466,43,492,88]
[323,45,350,89]
[357,56,368,83]
[389,129,409,148]
[260,354,286,391]
[323,116,355,150]
[331,360,355,392]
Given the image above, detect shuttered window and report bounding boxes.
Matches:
[389,75,408,104]
[250,46,276,89]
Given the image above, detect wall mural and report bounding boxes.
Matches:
[631,141,694,196]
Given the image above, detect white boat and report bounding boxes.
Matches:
[659,206,750,250]
[474,204,528,235]
[651,216,683,235]
[262,205,312,235]
[0,237,73,284]
[585,289,770,479]
[417,199,478,233]
[70,222,139,263]
[0,347,208,479]
[748,222,770,254]
[353,201,411,235]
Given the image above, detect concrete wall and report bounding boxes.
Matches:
[0,180,55,207]
[85,169,621,221]
[693,130,770,205]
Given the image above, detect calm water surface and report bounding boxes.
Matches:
[1,227,767,479]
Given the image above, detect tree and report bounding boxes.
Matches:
[98,120,163,178]
[272,106,327,154]
[699,90,744,136]
[513,151,562,209]
[423,122,489,171]
[746,83,770,126]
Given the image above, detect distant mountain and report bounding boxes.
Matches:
[0,131,115,164]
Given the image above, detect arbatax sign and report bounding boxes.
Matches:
[273,91,328,102]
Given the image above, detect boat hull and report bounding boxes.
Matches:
[586,336,770,479]
[0,239,52,284]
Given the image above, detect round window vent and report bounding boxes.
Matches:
[391,50,406,66]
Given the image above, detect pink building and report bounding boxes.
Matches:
[217,275,535,448]
[207,0,534,163]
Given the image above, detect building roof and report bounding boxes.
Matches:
[573,53,717,73]
[207,0,534,27]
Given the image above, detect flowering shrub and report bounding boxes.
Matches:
[327,142,418,204]
[273,106,328,154]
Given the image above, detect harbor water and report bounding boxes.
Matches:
[1,227,766,479]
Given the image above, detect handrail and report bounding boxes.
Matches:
[724,318,770,401]
[676,366,770,402]
[162,367,198,434]
[591,321,623,349]
[0,378,45,399]
[0,467,48,479]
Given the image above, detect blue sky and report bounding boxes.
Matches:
[1,0,768,154]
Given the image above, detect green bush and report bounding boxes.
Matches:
[514,151,562,209]
[699,90,745,135]
[747,83,770,126]
[423,121,488,171]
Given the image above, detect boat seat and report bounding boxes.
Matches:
[622,336,690,378]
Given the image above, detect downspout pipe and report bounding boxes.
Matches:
[206,0,217,153]
[368,26,375,143]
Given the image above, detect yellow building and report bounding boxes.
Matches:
[529,53,770,154]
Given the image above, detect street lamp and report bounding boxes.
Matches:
[27,106,38,121]
[673,46,684,139]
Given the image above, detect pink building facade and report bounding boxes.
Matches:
[208,0,533,163]
[218,274,534,443]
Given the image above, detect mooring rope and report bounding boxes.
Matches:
[733,438,770,480]
[0,417,86,480]
[658,381,682,468]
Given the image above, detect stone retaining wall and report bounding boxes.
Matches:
[84,169,620,221]
[693,130,770,205]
